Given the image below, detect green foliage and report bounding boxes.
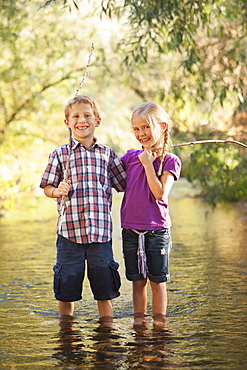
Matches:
[1,0,247,208]
[0,0,138,203]
[185,144,247,206]
[42,0,247,114]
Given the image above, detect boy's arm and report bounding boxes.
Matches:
[109,153,126,192]
[44,180,71,199]
[40,148,71,198]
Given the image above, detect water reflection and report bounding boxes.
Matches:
[0,182,247,369]
[129,321,175,369]
[53,316,86,368]
[52,315,177,369]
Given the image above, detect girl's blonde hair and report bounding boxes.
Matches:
[131,101,171,174]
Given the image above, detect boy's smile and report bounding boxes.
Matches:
[64,102,101,147]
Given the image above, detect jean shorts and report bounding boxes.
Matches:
[53,235,121,302]
[122,228,172,283]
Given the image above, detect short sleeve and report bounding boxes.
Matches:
[162,154,182,181]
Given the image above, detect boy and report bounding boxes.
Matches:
[40,94,126,320]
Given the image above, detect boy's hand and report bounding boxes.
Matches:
[57,180,71,197]
[138,150,156,166]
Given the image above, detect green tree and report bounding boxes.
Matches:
[43,0,247,112]
[185,144,247,206]
[1,0,246,206]
[0,0,138,202]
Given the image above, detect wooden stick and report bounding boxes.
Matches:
[75,43,94,96]
[64,43,94,182]
[170,139,247,149]
[58,44,94,233]
[63,128,72,182]
[58,128,71,232]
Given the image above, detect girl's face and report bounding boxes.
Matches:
[132,115,164,150]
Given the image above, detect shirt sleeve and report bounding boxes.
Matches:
[163,154,182,181]
[39,150,63,189]
[109,151,126,192]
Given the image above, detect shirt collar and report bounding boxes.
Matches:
[71,137,103,150]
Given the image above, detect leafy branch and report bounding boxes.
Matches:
[1,67,88,136]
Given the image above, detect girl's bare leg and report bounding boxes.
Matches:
[132,278,148,326]
[133,278,148,314]
[59,301,74,316]
[150,281,167,316]
[150,281,167,329]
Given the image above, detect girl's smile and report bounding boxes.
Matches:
[132,116,160,150]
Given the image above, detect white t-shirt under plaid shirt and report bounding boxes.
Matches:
[40,138,126,244]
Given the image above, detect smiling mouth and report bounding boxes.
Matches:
[140,138,150,144]
[77,125,89,130]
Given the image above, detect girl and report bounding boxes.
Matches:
[120,101,181,328]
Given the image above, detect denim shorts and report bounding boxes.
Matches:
[122,228,172,283]
[53,235,121,302]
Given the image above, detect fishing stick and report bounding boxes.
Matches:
[75,43,94,97]
[156,138,246,176]
[58,43,94,232]
[63,43,94,183]
[170,139,247,149]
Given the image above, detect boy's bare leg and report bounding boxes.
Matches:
[59,301,74,316]
[97,299,113,317]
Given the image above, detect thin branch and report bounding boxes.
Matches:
[75,43,94,96]
[170,139,247,149]
[58,44,94,233]
[5,67,87,127]
[63,128,72,183]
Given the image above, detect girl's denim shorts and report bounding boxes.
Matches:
[53,235,121,302]
[122,228,172,283]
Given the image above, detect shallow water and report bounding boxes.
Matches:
[0,180,247,369]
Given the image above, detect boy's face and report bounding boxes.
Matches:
[64,102,101,147]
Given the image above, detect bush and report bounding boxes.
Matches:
[185,144,247,206]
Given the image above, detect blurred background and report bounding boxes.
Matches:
[1,0,247,212]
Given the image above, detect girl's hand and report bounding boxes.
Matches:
[138,149,156,166]
[57,180,71,197]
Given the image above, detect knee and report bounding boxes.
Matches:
[133,278,148,289]
[88,261,121,300]
[150,281,166,293]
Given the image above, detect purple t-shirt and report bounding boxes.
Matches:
[120,150,181,230]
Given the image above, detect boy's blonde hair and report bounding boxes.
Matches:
[65,94,101,120]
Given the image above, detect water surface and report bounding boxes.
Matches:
[0,180,247,369]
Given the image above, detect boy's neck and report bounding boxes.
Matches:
[76,137,96,149]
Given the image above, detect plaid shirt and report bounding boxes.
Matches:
[40,138,126,244]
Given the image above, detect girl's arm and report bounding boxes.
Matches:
[138,150,174,200]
